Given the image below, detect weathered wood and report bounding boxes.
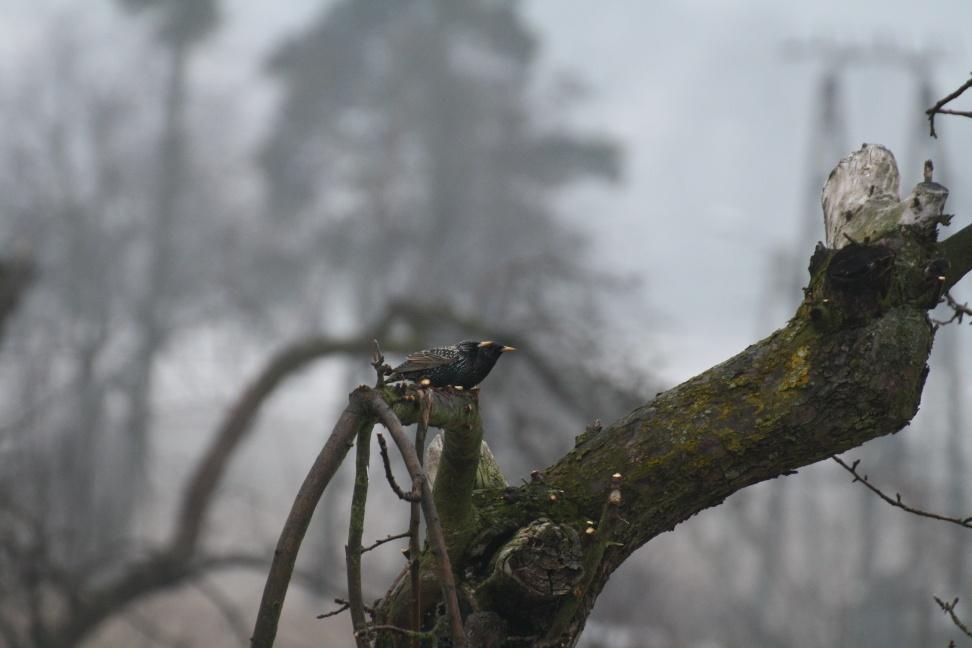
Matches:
[823,144,950,249]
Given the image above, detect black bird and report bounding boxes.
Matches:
[388,340,516,388]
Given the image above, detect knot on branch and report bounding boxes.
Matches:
[487,519,583,602]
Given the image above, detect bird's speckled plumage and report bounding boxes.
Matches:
[389,340,514,388]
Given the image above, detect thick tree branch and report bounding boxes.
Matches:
[542,305,932,561]
[430,391,483,561]
[941,223,972,291]
[416,144,963,646]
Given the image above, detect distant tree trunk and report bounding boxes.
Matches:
[122,39,188,506]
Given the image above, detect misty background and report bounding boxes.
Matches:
[1,1,971,646]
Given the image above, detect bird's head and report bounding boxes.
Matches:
[476,339,516,361]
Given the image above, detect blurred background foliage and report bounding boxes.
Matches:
[0,1,970,646]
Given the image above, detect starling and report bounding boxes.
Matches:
[388,340,516,388]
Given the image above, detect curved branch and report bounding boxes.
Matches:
[544,307,932,561]
[251,393,371,648]
[430,392,483,560]
[172,334,399,556]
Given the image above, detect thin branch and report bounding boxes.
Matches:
[251,395,372,648]
[926,73,972,137]
[362,532,411,554]
[409,390,431,646]
[366,393,466,648]
[832,456,972,529]
[317,598,373,621]
[377,433,421,502]
[371,338,392,387]
[316,601,350,620]
[935,596,972,639]
[346,426,372,648]
[932,291,972,327]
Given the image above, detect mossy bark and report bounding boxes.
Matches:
[371,216,967,646]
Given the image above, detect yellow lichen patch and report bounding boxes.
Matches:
[779,345,811,391]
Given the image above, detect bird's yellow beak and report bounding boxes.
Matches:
[478,340,494,348]
[501,346,516,352]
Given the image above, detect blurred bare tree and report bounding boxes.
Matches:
[260,0,640,431]
[0,1,656,645]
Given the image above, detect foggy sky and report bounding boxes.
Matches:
[6,0,970,382]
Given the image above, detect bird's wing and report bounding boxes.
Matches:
[391,347,457,374]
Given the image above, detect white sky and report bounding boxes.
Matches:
[3,0,971,383]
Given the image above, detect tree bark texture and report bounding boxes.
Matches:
[367,144,968,646]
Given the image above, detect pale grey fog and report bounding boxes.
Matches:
[1,1,971,646]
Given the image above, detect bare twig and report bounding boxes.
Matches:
[367,393,466,648]
[935,596,972,639]
[362,532,411,554]
[927,73,972,138]
[316,601,350,620]
[932,291,972,327]
[371,338,392,387]
[346,426,373,647]
[832,456,972,529]
[377,433,421,503]
[251,394,372,648]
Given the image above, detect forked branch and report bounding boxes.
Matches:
[927,73,972,138]
[832,456,972,530]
